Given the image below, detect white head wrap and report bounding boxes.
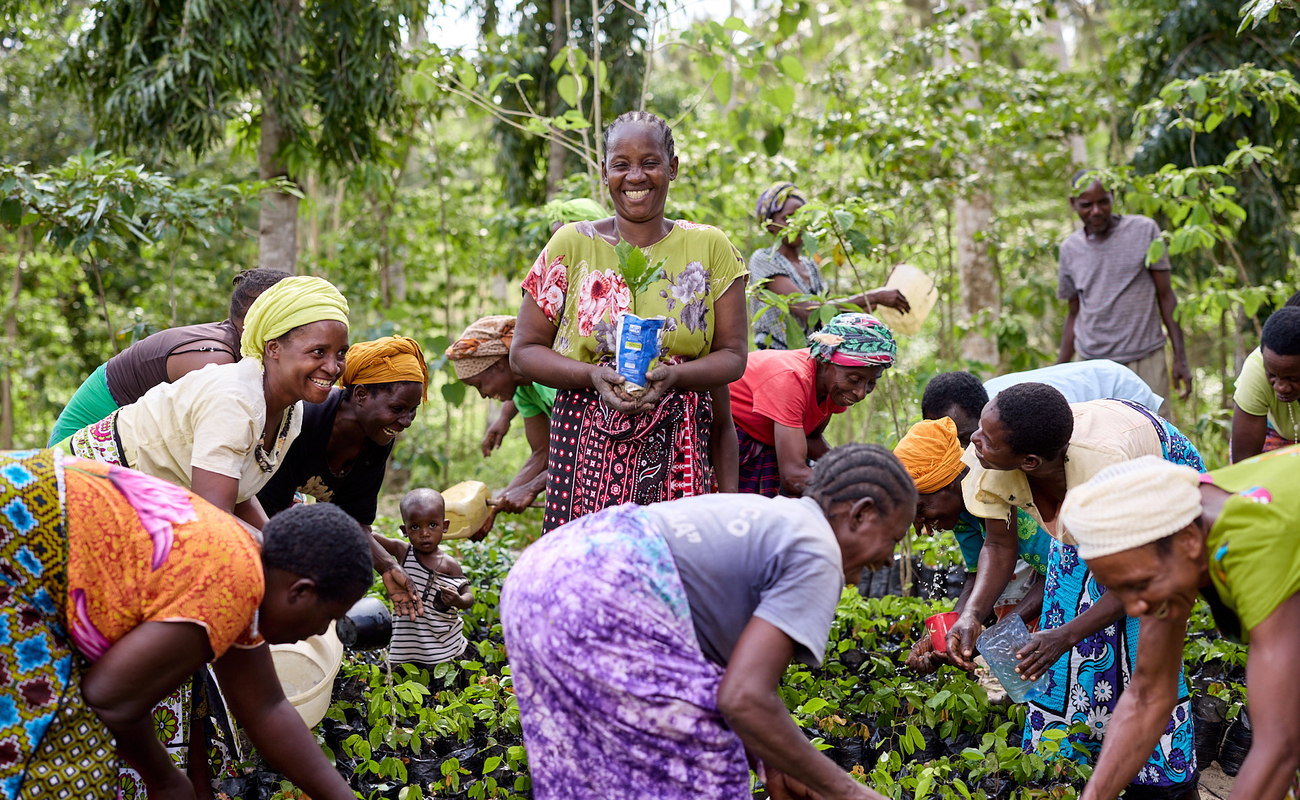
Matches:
[1060,456,1204,561]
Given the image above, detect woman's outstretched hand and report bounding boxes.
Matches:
[765,766,826,800]
[905,634,940,675]
[944,612,983,671]
[481,414,510,457]
[866,289,910,313]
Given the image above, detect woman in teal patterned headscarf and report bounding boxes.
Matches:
[748,182,910,350]
[729,312,898,496]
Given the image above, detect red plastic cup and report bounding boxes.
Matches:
[925,611,961,654]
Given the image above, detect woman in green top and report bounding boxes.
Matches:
[512,111,749,532]
[1230,305,1300,462]
[1060,450,1300,800]
[447,315,556,537]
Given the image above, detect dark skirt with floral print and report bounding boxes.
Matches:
[542,387,712,532]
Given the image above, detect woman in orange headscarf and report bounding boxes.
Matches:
[258,335,430,619]
[892,417,1049,674]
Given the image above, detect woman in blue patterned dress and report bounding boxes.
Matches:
[945,384,1204,799]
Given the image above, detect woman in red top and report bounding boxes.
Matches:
[730,313,897,496]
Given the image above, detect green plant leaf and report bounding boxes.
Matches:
[441,381,467,406]
[713,70,733,106]
[1145,238,1167,265]
[614,240,666,299]
[723,15,750,33]
[558,75,582,107]
[779,55,807,82]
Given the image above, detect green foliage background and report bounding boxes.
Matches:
[4,0,1300,481]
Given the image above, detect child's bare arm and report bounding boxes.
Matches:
[439,555,474,609]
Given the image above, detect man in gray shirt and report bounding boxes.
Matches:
[1056,172,1191,414]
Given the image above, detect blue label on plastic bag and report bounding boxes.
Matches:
[615,313,665,388]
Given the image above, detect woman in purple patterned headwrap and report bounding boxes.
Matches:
[749,182,910,349]
[729,313,898,496]
[502,444,917,800]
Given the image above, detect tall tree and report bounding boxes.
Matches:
[55,0,412,272]
[942,0,1000,366]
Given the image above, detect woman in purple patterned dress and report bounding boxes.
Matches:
[501,444,917,800]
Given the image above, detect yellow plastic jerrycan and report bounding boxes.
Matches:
[443,480,491,540]
[871,263,938,336]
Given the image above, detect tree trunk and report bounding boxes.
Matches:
[944,0,1000,366]
[955,193,999,364]
[258,100,299,273]
[546,0,567,198]
[1045,14,1087,165]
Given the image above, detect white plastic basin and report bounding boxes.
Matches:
[270,621,344,729]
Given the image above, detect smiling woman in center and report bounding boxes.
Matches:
[511,110,749,531]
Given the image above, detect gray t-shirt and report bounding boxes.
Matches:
[646,494,844,668]
[1057,214,1169,363]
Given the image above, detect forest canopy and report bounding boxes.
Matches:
[2,0,1298,476]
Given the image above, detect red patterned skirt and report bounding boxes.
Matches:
[543,388,713,532]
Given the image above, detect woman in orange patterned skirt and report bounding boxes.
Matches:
[0,450,373,800]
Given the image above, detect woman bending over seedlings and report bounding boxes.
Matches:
[892,417,1049,674]
[258,335,429,620]
[0,451,372,800]
[1062,453,1300,800]
[729,313,896,497]
[501,444,916,800]
[946,384,1204,798]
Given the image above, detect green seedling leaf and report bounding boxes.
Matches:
[614,240,667,299]
[558,75,582,107]
[723,15,751,32]
[802,697,829,715]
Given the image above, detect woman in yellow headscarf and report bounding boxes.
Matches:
[54,274,351,795]
[59,275,350,527]
[893,416,1050,674]
[258,335,430,620]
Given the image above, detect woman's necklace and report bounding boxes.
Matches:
[1288,399,1297,440]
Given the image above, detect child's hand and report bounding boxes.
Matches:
[439,586,461,605]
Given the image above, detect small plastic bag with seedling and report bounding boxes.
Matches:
[612,240,669,393]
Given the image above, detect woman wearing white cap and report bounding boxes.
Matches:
[1061,450,1300,800]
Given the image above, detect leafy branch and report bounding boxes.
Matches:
[613,240,666,316]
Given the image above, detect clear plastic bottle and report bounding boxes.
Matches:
[976,613,1049,703]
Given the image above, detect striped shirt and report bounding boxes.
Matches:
[390,548,468,667]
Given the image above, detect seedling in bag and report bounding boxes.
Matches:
[613,240,670,391]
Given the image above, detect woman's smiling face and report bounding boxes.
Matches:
[601,123,678,224]
[268,320,350,404]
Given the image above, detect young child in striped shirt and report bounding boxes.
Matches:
[375,488,474,669]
